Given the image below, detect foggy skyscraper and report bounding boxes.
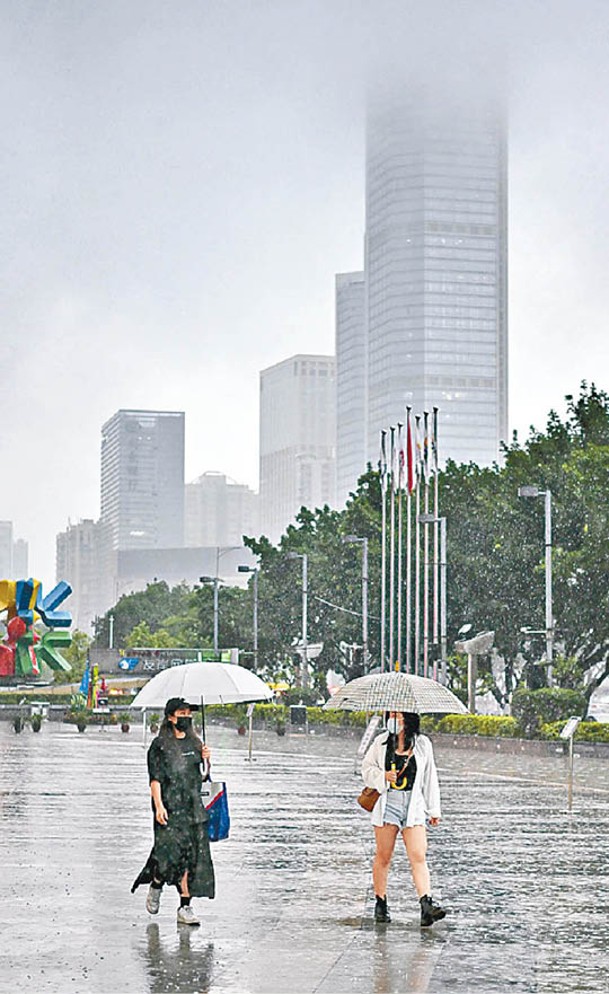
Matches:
[337,88,508,499]
[259,355,336,542]
[100,409,185,551]
[335,271,367,505]
[366,90,508,464]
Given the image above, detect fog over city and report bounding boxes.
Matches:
[2,0,609,581]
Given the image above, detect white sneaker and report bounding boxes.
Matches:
[177,905,200,926]
[146,884,162,915]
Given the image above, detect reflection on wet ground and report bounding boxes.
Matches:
[1,721,608,992]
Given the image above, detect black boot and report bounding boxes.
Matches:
[374,895,391,923]
[420,894,446,927]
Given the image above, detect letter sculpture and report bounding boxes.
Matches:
[0,579,73,680]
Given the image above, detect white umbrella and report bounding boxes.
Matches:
[130,662,273,709]
[323,672,467,715]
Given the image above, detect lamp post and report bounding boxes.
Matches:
[199,545,243,653]
[342,535,369,673]
[518,486,554,685]
[287,552,308,688]
[237,565,259,671]
[199,575,220,652]
[418,514,447,684]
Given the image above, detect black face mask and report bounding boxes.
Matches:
[174,716,192,732]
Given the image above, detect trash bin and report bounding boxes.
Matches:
[289,705,308,730]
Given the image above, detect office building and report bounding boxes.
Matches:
[335,271,367,505]
[56,519,102,632]
[365,90,508,465]
[336,90,508,497]
[259,354,336,542]
[13,539,28,577]
[185,472,259,548]
[100,409,185,551]
[0,521,29,577]
[0,522,14,576]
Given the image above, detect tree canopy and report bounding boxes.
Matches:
[93,383,609,704]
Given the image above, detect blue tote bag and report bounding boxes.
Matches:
[201,780,230,842]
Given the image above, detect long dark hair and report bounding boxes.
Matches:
[385,712,420,754]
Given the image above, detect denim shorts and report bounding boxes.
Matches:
[383,788,414,829]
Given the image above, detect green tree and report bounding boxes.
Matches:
[124,621,182,649]
[59,629,92,683]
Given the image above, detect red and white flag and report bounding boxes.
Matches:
[397,422,405,492]
[406,407,415,494]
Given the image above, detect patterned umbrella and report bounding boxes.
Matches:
[323,671,467,715]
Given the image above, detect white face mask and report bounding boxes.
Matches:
[386,717,402,735]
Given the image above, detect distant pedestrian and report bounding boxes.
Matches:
[131,698,215,925]
[361,710,446,926]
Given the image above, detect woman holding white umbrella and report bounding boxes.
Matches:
[361,709,446,927]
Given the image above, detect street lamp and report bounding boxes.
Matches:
[418,514,447,684]
[518,485,554,685]
[287,552,308,689]
[199,545,243,653]
[199,575,220,652]
[237,565,259,671]
[342,535,369,673]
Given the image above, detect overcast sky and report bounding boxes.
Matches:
[2,0,609,583]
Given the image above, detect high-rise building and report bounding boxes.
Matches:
[56,519,101,632]
[185,472,259,548]
[259,354,336,542]
[0,522,14,576]
[0,522,29,577]
[12,539,28,577]
[335,271,367,505]
[336,90,508,497]
[365,91,507,466]
[100,409,185,552]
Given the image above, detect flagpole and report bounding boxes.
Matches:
[432,407,440,681]
[414,415,422,675]
[379,430,388,673]
[423,411,430,679]
[396,422,404,670]
[388,426,396,671]
[405,407,413,674]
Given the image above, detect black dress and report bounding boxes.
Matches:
[131,733,215,898]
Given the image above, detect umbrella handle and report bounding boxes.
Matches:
[200,694,206,743]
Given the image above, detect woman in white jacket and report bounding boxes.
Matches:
[361,710,446,926]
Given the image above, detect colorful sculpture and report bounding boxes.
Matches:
[0,579,73,680]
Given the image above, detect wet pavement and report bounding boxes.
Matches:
[1,721,609,994]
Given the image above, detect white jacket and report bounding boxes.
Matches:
[361,731,442,828]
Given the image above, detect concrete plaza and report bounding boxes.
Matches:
[1,720,608,993]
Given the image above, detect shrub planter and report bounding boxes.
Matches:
[31,715,42,733]
[76,720,87,733]
[237,725,247,736]
[118,713,131,733]
[12,716,23,733]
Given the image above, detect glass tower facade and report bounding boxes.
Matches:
[365,92,508,466]
[100,409,185,551]
[335,271,367,505]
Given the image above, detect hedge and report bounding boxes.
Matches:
[434,714,521,738]
[511,688,586,738]
[540,720,609,743]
